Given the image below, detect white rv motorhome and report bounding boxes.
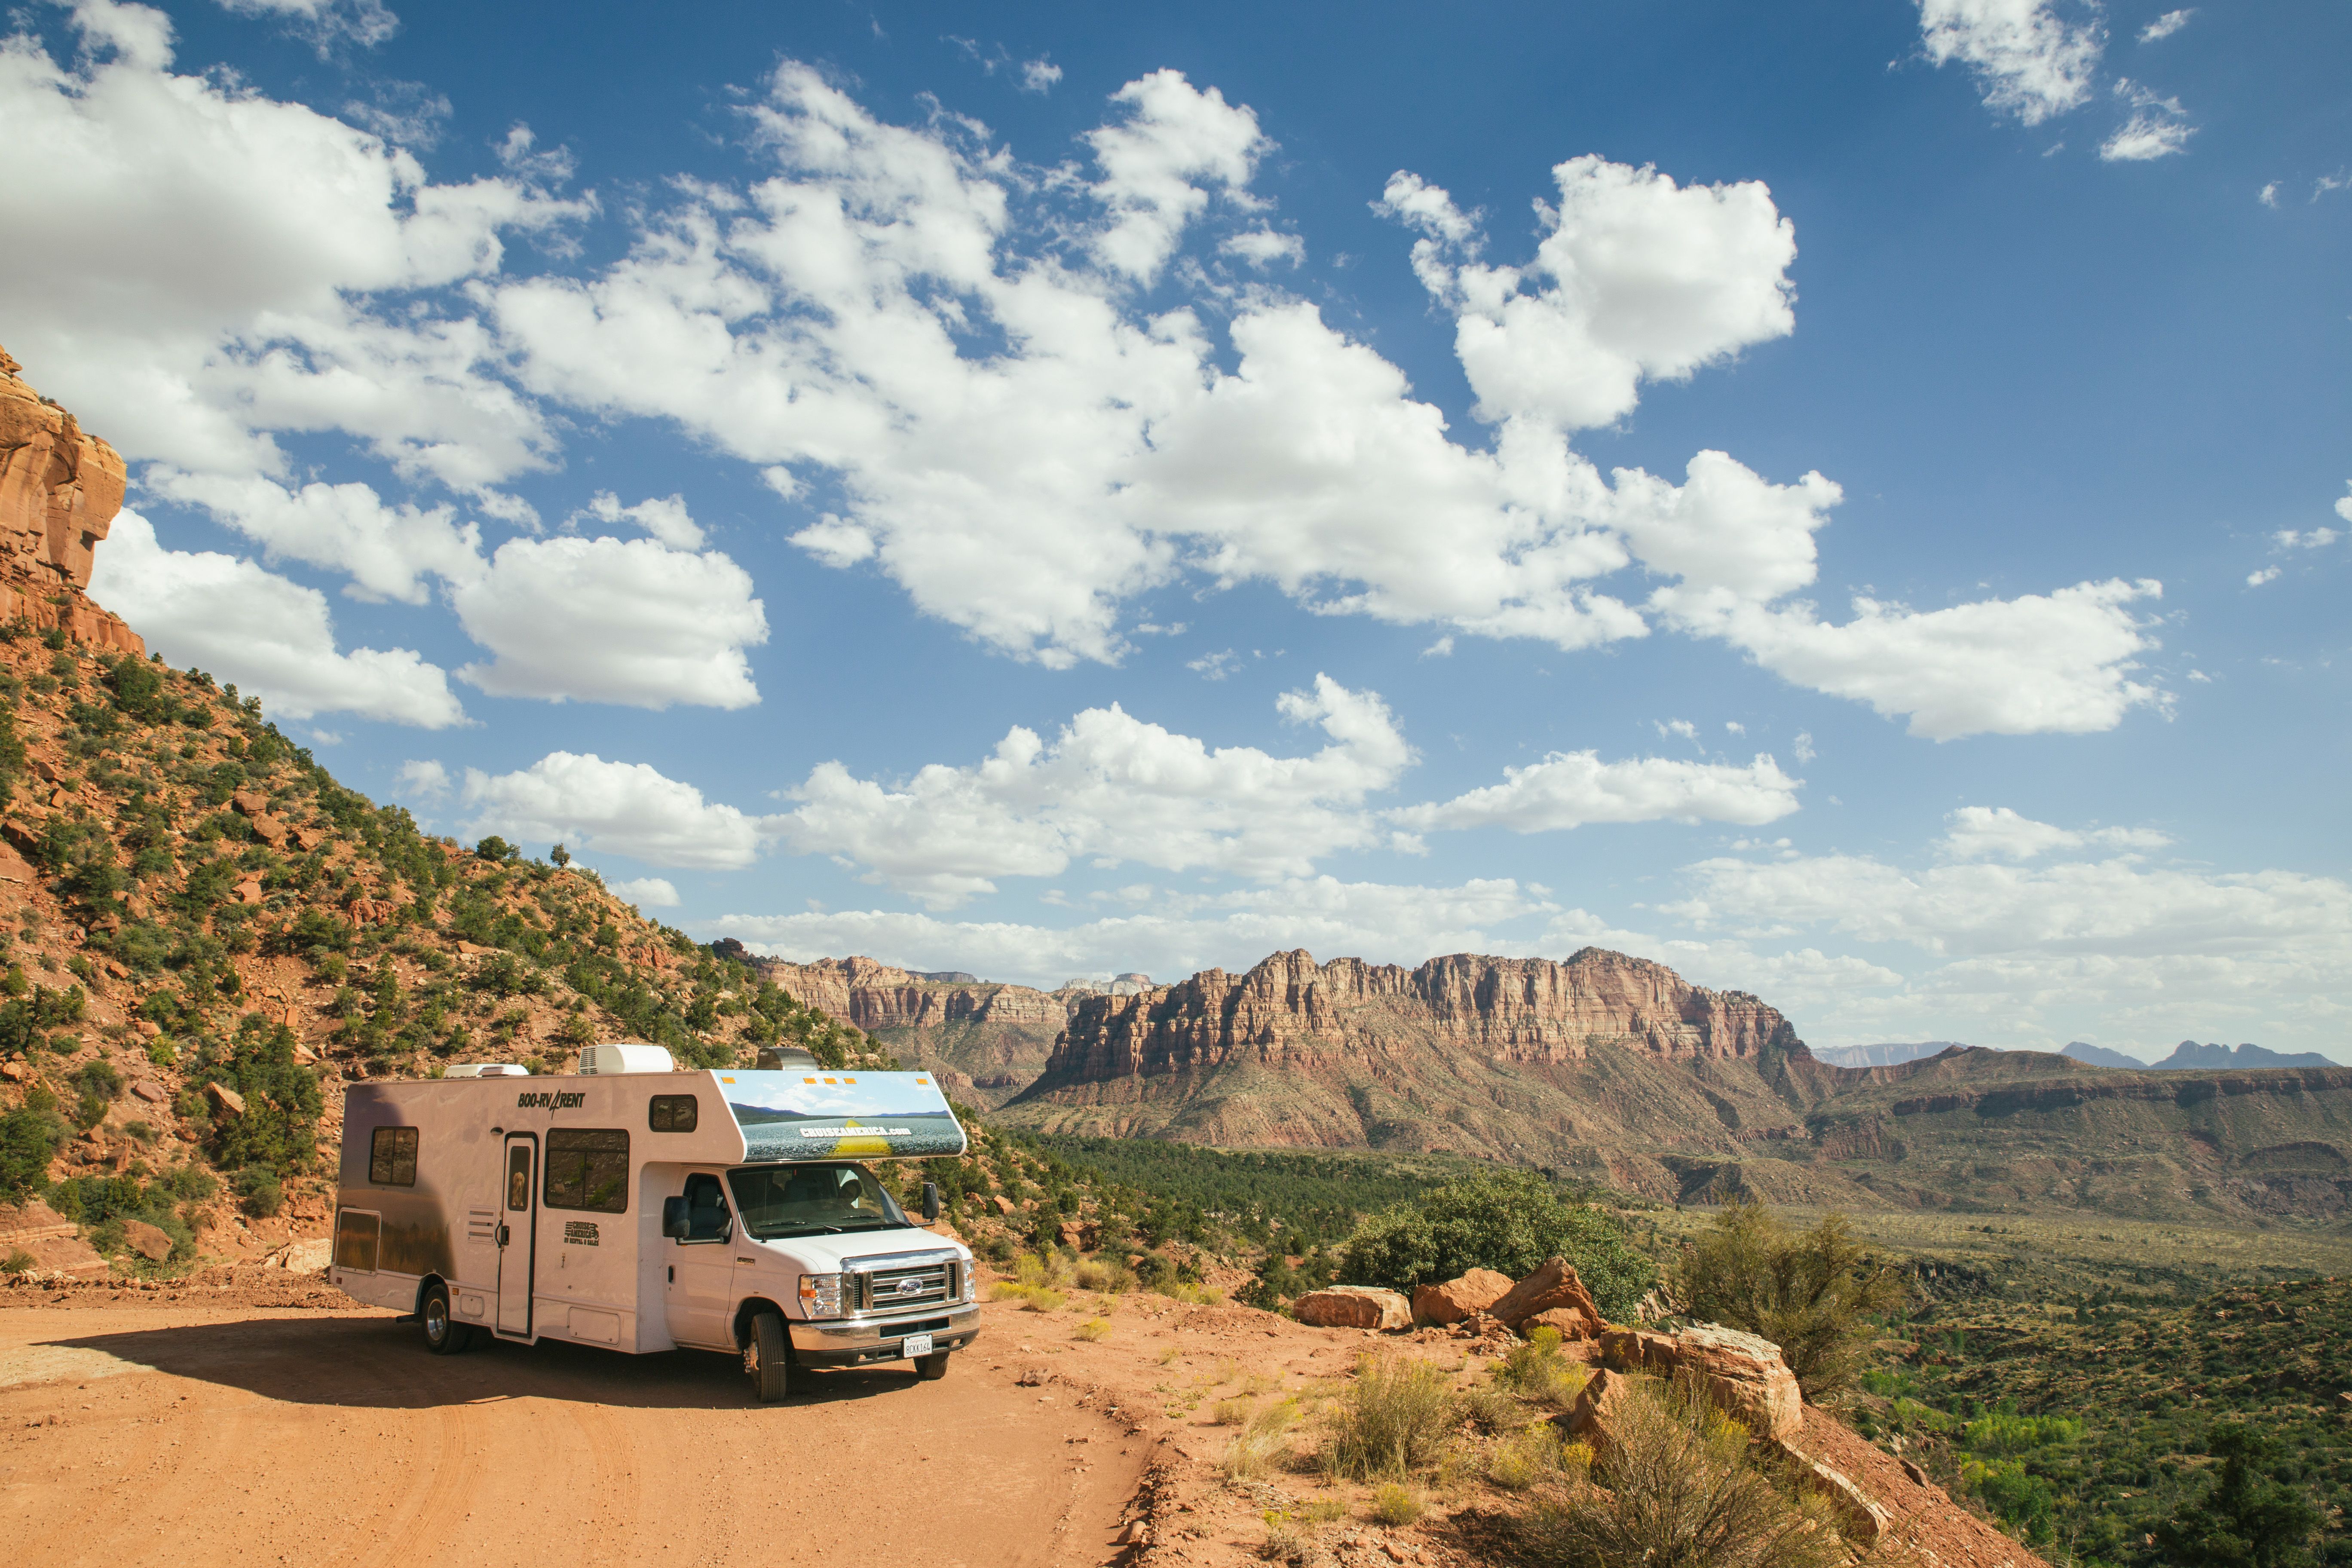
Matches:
[331,1046,980,1400]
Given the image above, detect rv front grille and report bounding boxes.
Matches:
[857,1260,952,1313]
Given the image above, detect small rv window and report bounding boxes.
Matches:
[544,1129,629,1214]
[648,1094,698,1133]
[505,1143,532,1210]
[368,1126,419,1186]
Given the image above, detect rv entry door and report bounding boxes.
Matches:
[664,1169,737,1351]
[497,1133,537,1336]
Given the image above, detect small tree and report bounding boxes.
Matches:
[474,836,518,863]
[1671,1201,1905,1398]
[550,844,571,867]
[1337,1168,1656,1320]
[2152,1424,2324,1568]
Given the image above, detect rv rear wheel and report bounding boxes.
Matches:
[747,1311,792,1403]
[916,1350,950,1381]
[421,1283,467,1356]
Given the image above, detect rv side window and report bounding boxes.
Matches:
[368,1127,419,1186]
[544,1129,629,1214]
[648,1094,698,1133]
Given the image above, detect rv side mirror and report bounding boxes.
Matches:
[921,1182,940,1223]
[661,1196,692,1240]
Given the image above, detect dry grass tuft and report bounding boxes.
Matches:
[1221,1398,1304,1480]
[1320,1355,1458,1482]
[1370,1483,1424,1526]
[1513,1376,1843,1568]
[1074,1316,1112,1341]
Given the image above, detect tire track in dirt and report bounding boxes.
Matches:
[0,1303,1144,1568]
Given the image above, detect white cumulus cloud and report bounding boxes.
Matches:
[1393,752,1802,834]
[605,876,682,909]
[459,753,770,870]
[0,2,588,489]
[775,676,1415,908]
[89,510,465,726]
[1939,805,2171,861]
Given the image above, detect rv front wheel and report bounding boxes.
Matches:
[746,1311,792,1403]
[916,1350,950,1381]
[421,1283,467,1356]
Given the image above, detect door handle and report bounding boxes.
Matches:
[497,1225,510,1246]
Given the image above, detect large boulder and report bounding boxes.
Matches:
[1556,1366,1638,1459]
[1412,1267,1513,1325]
[1600,1321,1802,1440]
[1521,1305,1600,1341]
[1293,1285,1412,1331]
[1488,1256,1603,1329]
[122,1219,174,1263]
[1782,1445,1892,1547]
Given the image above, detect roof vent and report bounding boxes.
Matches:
[444,1063,529,1078]
[756,1045,821,1070]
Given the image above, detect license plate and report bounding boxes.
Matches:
[902,1334,934,1357]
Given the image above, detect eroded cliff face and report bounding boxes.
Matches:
[0,347,142,655]
[1033,946,1803,1092]
[762,955,1064,1032]
[755,955,1071,1105]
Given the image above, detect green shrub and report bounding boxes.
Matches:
[202,1023,322,1174]
[1669,1201,1906,1399]
[1494,1326,1588,1407]
[1338,1169,1654,1320]
[1963,1411,2081,1455]
[234,1166,283,1218]
[1369,1484,1423,1526]
[1320,1355,1457,1481]
[0,1096,67,1198]
[0,1246,36,1274]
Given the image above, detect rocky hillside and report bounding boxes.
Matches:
[0,346,876,1279]
[993,949,2352,1225]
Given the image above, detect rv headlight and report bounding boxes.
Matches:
[799,1273,845,1318]
[960,1259,977,1303]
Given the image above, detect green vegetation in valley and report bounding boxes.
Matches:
[1853,1273,2349,1565]
[1339,1167,1658,1321]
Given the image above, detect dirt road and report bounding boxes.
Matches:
[0,1295,1144,1568]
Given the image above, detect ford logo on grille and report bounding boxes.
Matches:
[895,1278,923,1296]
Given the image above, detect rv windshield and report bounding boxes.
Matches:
[727,1163,911,1239]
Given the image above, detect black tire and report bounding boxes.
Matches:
[747,1311,792,1403]
[915,1350,950,1381]
[421,1283,464,1356]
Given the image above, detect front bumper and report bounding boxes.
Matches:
[793,1303,982,1367]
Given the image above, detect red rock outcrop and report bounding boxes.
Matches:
[1291,1285,1412,1331]
[1412,1267,1513,1326]
[763,955,1066,1034]
[1029,946,1801,1094]
[0,346,142,655]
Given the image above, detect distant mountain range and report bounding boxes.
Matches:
[2066,1040,2338,1071]
[1811,1042,1969,1069]
[1813,1039,2340,1071]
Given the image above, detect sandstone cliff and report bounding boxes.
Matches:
[756,955,1070,1106]
[1035,947,1799,1092]
[0,347,143,655]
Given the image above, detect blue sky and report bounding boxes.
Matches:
[7,0,2347,1059]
